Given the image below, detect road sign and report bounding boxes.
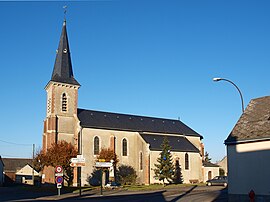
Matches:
[56,176,63,184]
[70,162,86,167]
[55,166,63,173]
[95,162,113,168]
[55,173,64,177]
[71,155,86,164]
[57,183,62,189]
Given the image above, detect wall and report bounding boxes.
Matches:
[203,167,219,182]
[227,140,270,198]
[0,161,3,186]
[149,151,202,184]
[81,128,148,186]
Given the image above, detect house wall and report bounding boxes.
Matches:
[81,128,149,186]
[202,167,219,182]
[0,161,3,186]
[217,156,227,176]
[227,140,270,200]
[150,151,202,184]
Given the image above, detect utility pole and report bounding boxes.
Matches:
[32,144,35,185]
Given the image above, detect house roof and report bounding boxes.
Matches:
[77,109,202,138]
[225,96,270,145]
[140,134,200,152]
[203,161,219,167]
[50,20,80,86]
[2,158,32,172]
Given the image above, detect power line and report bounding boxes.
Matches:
[0,139,32,146]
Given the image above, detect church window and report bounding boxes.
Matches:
[62,93,67,112]
[122,138,127,156]
[94,136,99,155]
[139,152,143,170]
[185,153,189,170]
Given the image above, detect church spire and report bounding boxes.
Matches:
[51,20,80,86]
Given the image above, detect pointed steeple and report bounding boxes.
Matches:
[51,20,80,86]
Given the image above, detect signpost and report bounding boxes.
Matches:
[95,161,114,196]
[70,155,86,196]
[70,155,86,167]
[55,165,63,196]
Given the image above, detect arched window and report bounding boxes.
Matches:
[94,136,99,155]
[185,153,189,170]
[122,138,127,156]
[62,93,67,112]
[140,152,143,170]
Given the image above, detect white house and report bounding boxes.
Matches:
[225,96,270,201]
[15,164,39,185]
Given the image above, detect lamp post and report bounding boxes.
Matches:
[213,77,244,113]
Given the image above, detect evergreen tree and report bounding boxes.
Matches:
[154,136,175,186]
[205,151,212,163]
[174,159,183,184]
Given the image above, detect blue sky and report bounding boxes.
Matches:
[0,0,270,162]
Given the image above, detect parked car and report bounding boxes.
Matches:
[105,181,121,189]
[206,176,228,187]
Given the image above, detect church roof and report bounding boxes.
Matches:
[50,20,80,86]
[225,96,270,145]
[77,108,202,138]
[140,134,200,152]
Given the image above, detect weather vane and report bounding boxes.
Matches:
[63,5,67,20]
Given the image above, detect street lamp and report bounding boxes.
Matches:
[213,77,244,113]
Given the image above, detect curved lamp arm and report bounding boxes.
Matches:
[213,77,244,113]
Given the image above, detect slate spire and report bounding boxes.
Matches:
[51,20,80,86]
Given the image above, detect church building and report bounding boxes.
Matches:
[43,19,207,186]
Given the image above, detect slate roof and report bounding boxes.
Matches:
[225,96,270,145]
[2,158,32,172]
[140,134,200,152]
[203,161,219,167]
[77,108,202,138]
[50,20,80,86]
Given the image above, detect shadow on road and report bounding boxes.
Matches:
[213,187,228,202]
[59,190,167,202]
[0,184,75,201]
[169,185,197,202]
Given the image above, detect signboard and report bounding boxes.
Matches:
[70,155,86,167]
[95,162,113,168]
[71,157,86,163]
[57,183,62,189]
[70,162,86,167]
[55,173,64,177]
[56,176,63,184]
[55,166,63,173]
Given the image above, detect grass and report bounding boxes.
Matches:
[123,183,205,191]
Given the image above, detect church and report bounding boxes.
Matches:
[42,19,211,186]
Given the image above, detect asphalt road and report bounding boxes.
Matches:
[0,185,227,202]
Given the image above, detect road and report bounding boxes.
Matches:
[0,185,227,202]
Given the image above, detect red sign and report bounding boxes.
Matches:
[55,166,63,173]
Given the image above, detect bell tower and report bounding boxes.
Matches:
[43,19,80,151]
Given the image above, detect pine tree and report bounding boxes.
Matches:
[154,136,175,186]
[205,151,212,163]
[174,159,183,184]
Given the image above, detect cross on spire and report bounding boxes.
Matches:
[63,5,67,21]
